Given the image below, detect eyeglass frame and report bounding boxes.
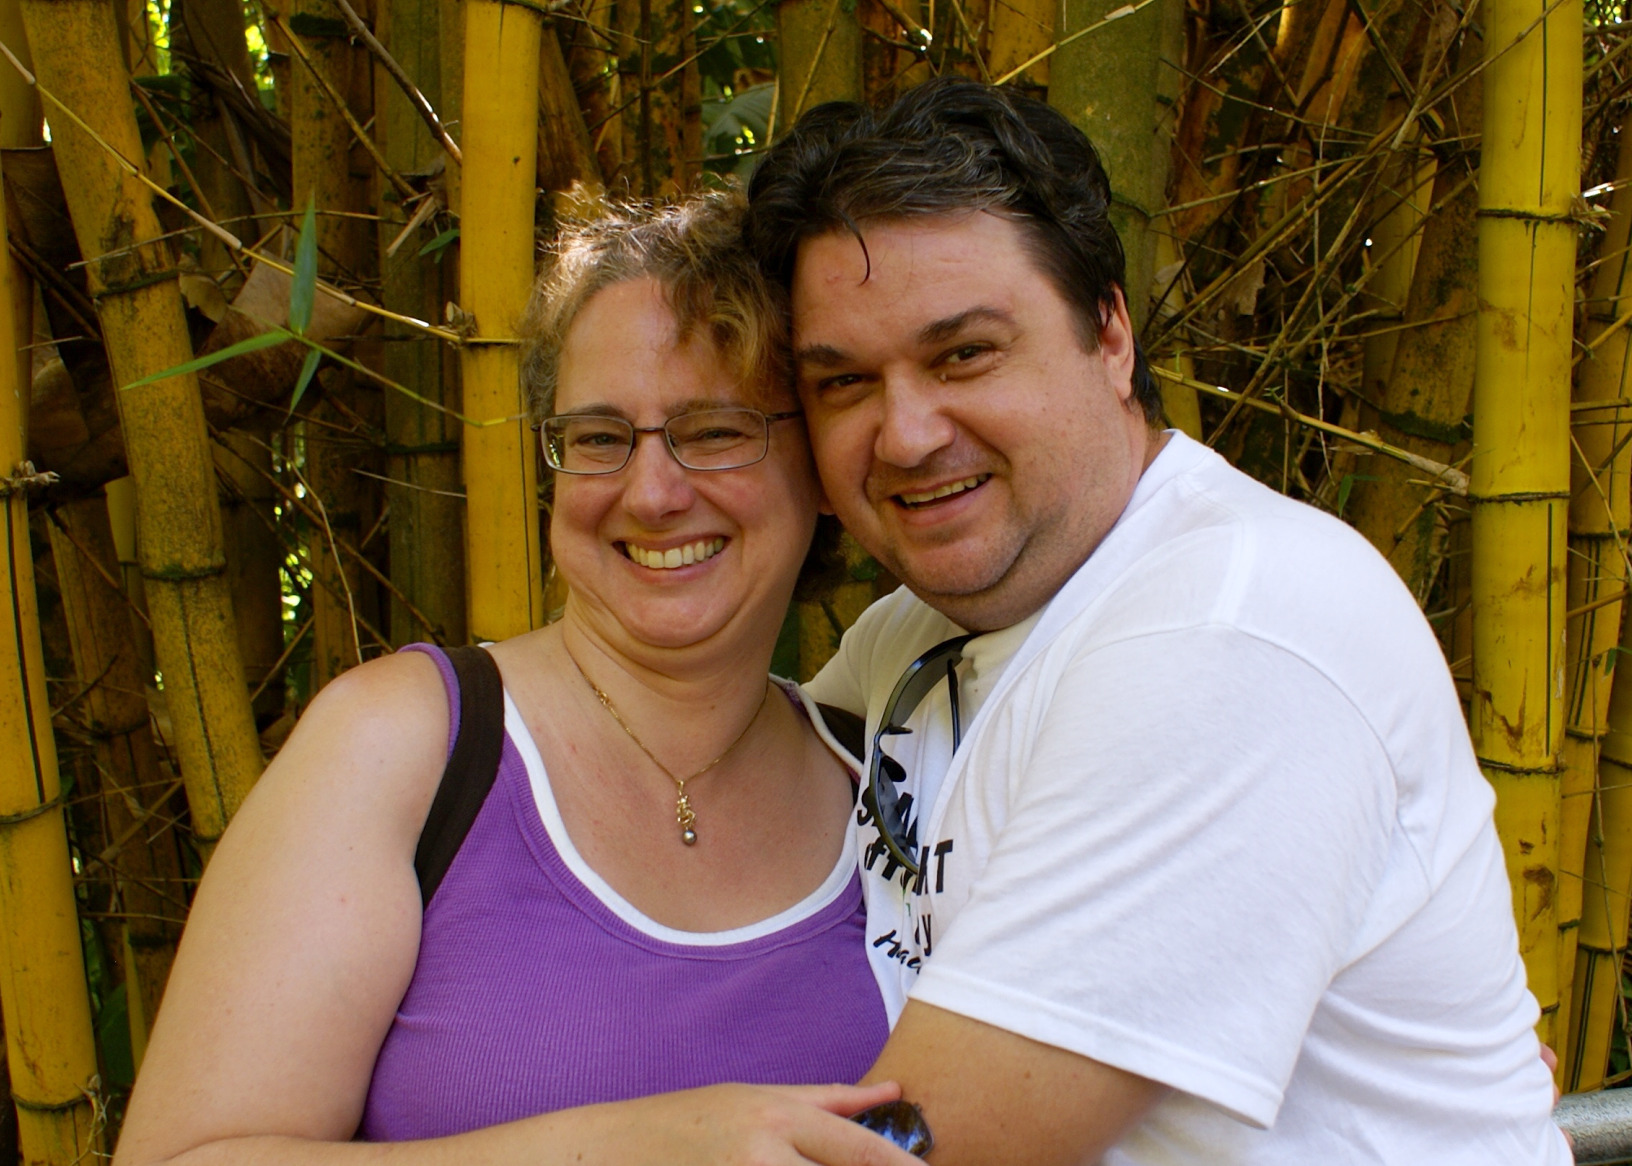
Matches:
[868,633,977,879]
[537,407,805,475]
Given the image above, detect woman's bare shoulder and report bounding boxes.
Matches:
[249,648,453,832]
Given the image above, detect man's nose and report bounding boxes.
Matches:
[621,430,697,520]
[874,373,958,467]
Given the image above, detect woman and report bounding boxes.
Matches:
[112,193,919,1166]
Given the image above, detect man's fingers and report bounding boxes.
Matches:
[763,1080,903,1117]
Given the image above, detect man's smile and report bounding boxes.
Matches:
[895,474,992,509]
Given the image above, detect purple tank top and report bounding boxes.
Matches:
[359,644,889,1140]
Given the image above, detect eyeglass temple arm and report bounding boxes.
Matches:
[946,659,962,751]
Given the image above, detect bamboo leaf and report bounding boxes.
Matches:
[290,346,323,415]
[120,329,289,391]
[417,227,459,259]
[290,197,319,335]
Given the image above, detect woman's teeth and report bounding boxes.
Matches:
[899,474,990,506]
[624,538,726,570]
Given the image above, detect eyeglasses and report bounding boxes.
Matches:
[868,633,976,879]
[541,407,803,475]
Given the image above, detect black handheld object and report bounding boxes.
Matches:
[851,1100,934,1157]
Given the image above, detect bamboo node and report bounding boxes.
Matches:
[0,791,66,827]
[90,267,182,299]
[444,302,478,340]
[0,461,59,497]
[140,561,229,582]
[1476,756,1565,775]
[1465,490,1572,504]
[1475,205,1592,228]
[9,1083,92,1112]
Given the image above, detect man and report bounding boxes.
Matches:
[746,78,1568,1164]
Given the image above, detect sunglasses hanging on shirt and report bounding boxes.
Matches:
[868,633,977,879]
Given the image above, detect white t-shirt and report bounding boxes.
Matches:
[805,433,1569,1165]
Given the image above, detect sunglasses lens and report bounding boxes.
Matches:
[866,635,975,880]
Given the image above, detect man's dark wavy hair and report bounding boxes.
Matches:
[745,76,1160,422]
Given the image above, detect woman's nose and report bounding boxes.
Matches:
[620,429,697,521]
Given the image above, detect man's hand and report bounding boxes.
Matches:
[862,1003,1167,1165]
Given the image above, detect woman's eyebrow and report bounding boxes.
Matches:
[917,306,1015,346]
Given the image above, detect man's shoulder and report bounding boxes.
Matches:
[1082,436,1422,642]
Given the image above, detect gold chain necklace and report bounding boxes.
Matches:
[564,645,771,846]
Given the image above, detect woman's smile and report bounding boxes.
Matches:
[617,536,728,570]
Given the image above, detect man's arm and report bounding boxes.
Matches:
[864,1003,1166,1165]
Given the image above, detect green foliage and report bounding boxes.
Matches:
[701,83,774,179]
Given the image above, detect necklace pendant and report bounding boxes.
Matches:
[676,789,697,846]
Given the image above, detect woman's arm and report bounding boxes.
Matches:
[113,650,448,1164]
[113,651,919,1166]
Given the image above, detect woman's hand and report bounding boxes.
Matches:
[549,1081,926,1166]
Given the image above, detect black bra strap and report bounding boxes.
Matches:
[415,645,506,906]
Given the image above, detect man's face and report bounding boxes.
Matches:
[791,211,1156,631]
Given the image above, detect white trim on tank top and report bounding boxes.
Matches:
[502,681,859,947]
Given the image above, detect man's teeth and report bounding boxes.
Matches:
[898,474,989,506]
[624,538,726,570]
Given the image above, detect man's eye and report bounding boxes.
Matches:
[945,344,990,364]
[818,373,865,392]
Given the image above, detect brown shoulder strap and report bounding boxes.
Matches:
[415,645,505,906]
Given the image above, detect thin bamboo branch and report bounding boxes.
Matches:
[330,0,462,164]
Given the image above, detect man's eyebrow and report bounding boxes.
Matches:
[793,343,851,368]
[917,306,1016,346]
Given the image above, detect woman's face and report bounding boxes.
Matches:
[549,276,823,655]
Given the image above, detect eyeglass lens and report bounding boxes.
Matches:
[544,408,770,473]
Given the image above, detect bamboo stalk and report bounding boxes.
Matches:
[985,0,1052,92]
[1471,0,1581,1052]
[46,495,183,1070]
[459,0,544,641]
[18,0,263,852]
[379,0,465,647]
[1346,150,1477,597]
[776,0,862,133]
[290,0,379,689]
[0,144,102,1166]
[1049,0,1183,329]
[1560,107,1632,1090]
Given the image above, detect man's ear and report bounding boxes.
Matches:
[816,480,837,518]
[1099,287,1138,404]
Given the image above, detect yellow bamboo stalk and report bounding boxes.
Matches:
[985,0,1052,92]
[0,0,38,417]
[19,0,263,851]
[776,0,862,133]
[1559,111,1632,1090]
[47,495,183,1070]
[0,146,102,1166]
[460,0,544,641]
[1471,0,1581,1052]
[1567,615,1632,1089]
